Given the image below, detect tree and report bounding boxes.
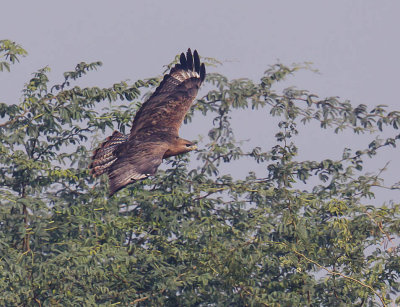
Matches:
[1,40,399,306]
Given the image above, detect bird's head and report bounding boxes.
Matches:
[183,141,197,151]
[164,137,197,158]
[178,138,197,153]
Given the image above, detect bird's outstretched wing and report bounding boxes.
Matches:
[129,48,206,138]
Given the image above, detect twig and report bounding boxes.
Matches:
[0,109,28,128]
[131,296,148,304]
[364,210,395,250]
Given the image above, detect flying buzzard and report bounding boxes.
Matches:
[89,49,206,196]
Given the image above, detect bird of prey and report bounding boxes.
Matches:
[89,49,206,196]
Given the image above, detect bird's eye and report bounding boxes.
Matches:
[186,144,192,147]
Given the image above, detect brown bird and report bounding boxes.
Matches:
[89,49,206,196]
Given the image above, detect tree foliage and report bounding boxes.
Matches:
[1,41,399,306]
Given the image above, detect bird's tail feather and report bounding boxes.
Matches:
[89,131,128,177]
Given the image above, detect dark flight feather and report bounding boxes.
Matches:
[179,52,187,70]
[186,49,193,70]
[194,50,200,73]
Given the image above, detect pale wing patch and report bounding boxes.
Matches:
[130,173,149,181]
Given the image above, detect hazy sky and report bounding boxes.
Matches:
[1,0,400,202]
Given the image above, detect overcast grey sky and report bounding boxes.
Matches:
[1,0,400,202]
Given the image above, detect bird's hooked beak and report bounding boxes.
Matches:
[189,144,198,151]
